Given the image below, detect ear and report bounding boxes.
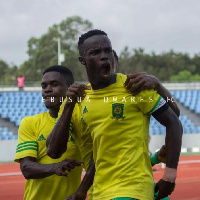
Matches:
[79,56,86,66]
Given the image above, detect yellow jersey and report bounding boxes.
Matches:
[58,99,93,171]
[79,73,162,200]
[58,99,93,200]
[15,112,82,200]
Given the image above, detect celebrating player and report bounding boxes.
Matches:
[15,65,83,200]
[47,30,182,200]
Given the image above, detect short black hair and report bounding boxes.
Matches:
[78,29,107,55]
[43,65,74,86]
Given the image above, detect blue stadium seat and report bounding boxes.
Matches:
[171,90,200,116]
[0,92,48,127]
[150,113,200,135]
[0,124,16,140]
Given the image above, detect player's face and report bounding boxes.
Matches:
[79,35,114,85]
[41,72,67,109]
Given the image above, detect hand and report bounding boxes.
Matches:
[155,179,175,200]
[66,191,87,200]
[67,83,90,103]
[124,72,160,95]
[157,145,167,164]
[53,159,83,177]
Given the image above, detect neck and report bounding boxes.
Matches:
[90,73,116,90]
[48,108,59,118]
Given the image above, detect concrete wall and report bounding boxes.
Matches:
[0,82,200,92]
[1,134,200,162]
[0,87,41,92]
[162,82,200,90]
[0,140,18,162]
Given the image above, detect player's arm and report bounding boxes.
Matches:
[152,106,183,199]
[66,156,95,200]
[20,157,83,179]
[124,72,180,117]
[46,100,76,159]
[47,83,90,159]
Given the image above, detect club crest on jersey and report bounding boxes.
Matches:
[111,103,125,120]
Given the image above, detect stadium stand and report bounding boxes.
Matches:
[0,124,18,140]
[0,92,47,132]
[171,90,200,116]
[150,115,200,135]
[0,90,200,140]
[150,89,200,135]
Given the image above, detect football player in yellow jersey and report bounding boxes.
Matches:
[77,30,182,200]
[14,65,83,200]
[49,55,178,200]
[47,30,182,200]
[76,30,182,200]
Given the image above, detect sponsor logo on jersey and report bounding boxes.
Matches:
[38,134,46,141]
[83,106,88,114]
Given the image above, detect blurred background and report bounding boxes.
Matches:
[0,0,200,199]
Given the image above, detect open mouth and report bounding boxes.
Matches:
[43,96,56,102]
[44,96,53,100]
[101,63,111,77]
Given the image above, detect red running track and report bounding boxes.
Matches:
[153,155,200,200]
[0,155,200,200]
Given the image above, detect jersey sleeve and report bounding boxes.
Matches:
[70,103,83,144]
[57,98,76,143]
[79,120,93,170]
[73,104,93,170]
[14,117,38,162]
[57,97,67,118]
[135,89,162,114]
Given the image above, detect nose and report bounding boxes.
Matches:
[44,85,53,93]
[100,51,108,61]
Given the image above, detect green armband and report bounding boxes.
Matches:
[150,152,159,166]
